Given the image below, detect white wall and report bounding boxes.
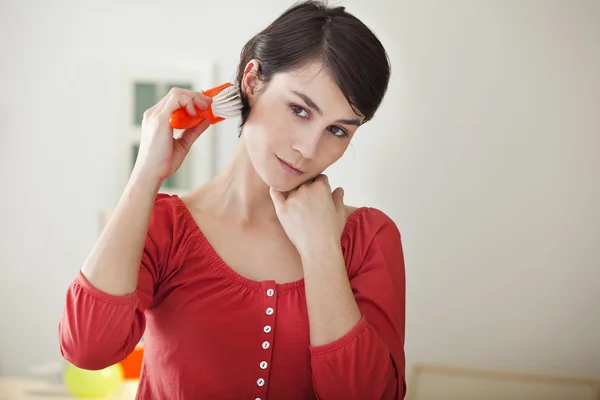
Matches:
[1,0,599,381]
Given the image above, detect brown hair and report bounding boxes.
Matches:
[235,0,391,129]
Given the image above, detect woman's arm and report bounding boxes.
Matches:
[302,210,407,400]
[59,87,212,369]
[302,245,362,346]
[81,86,212,295]
[58,189,171,370]
[269,176,406,399]
[80,170,161,296]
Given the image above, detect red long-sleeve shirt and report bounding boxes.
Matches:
[58,194,406,399]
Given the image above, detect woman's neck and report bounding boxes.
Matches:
[196,135,279,226]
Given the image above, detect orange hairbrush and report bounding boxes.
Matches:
[169,82,242,129]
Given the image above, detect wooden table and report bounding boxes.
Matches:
[0,377,139,400]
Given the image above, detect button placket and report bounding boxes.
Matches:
[254,282,277,400]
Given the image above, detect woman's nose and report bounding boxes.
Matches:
[291,129,321,160]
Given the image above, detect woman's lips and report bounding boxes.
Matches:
[276,156,304,176]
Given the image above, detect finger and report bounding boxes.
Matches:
[177,119,211,151]
[180,92,213,115]
[181,96,197,117]
[304,173,324,185]
[315,174,331,190]
[154,87,183,114]
[269,187,286,209]
[332,187,345,210]
[193,93,213,111]
[315,174,328,183]
[282,186,298,199]
[155,90,187,117]
[157,88,211,116]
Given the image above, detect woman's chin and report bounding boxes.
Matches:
[262,173,301,193]
[258,162,315,193]
[267,181,298,194]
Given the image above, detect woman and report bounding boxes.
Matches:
[58,1,407,399]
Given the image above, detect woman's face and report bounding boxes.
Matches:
[241,60,364,193]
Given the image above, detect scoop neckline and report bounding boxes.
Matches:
[170,194,367,292]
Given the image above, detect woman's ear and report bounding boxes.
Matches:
[241,59,260,103]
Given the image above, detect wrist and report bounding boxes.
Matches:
[298,237,343,264]
[129,166,164,194]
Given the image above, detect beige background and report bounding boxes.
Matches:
[0,0,598,390]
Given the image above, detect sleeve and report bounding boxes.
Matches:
[309,210,407,400]
[57,195,175,370]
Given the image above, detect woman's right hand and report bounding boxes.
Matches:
[132,87,213,183]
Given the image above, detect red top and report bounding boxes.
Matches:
[58,194,407,399]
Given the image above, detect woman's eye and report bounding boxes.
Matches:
[328,126,348,137]
[290,104,348,138]
[291,105,309,118]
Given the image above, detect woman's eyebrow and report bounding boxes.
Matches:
[292,90,323,115]
[291,90,362,126]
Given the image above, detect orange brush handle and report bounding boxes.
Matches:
[169,82,233,129]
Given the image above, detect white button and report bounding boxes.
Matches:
[263,325,272,334]
[260,361,268,369]
[266,288,274,297]
[262,341,270,349]
[266,307,274,315]
[255,398,262,400]
[257,378,265,387]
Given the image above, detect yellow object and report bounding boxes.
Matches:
[63,363,124,398]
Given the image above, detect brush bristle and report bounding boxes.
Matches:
[212,86,242,119]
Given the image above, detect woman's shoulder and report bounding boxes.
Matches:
[342,205,404,274]
[143,193,204,270]
[344,205,400,237]
[147,193,195,238]
[149,193,181,222]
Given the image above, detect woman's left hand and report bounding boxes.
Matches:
[270,174,347,256]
